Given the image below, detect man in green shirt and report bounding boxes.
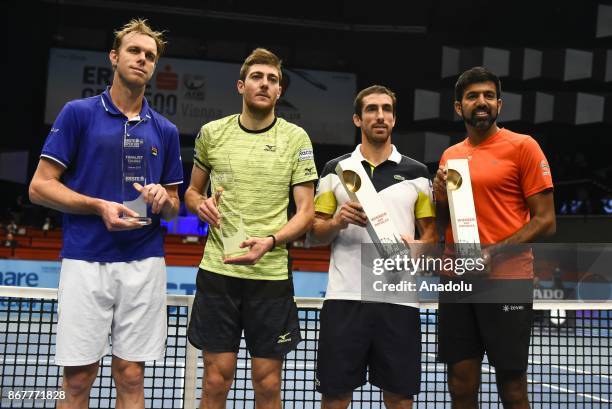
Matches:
[185,48,317,409]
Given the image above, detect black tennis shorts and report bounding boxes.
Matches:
[437,297,533,371]
[187,269,301,358]
[316,300,421,398]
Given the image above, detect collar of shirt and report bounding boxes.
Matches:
[350,143,402,167]
[100,86,151,121]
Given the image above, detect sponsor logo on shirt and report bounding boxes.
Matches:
[151,146,158,156]
[264,144,276,152]
[298,148,313,161]
[540,159,550,176]
[304,167,315,176]
[393,174,405,181]
[50,128,60,133]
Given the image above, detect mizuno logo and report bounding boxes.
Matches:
[277,332,291,343]
[393,175,405,181]
[264,145,276,152]
[304,167,314,176]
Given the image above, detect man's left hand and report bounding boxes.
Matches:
[476,245,497,276]
[134,182,171,214]
[223,236,274,265]
[400,234,425,259]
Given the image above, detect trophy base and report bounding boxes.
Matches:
[222,237,249,259]
[121,216,152,225]
[220,214,248,259]
[223,248,249,259]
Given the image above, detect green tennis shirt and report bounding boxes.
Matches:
[194,114,318,280]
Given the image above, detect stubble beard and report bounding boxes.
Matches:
[364,128,390,146]
[244,97,275,118]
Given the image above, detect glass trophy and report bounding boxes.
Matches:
[210,168,247,258]
[122,133,151,225]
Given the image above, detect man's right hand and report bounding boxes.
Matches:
[196,196,220,228]
[97,200,143,231]
[433,167,448,203]
[332,201,368,229]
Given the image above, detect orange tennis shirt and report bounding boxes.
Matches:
[439,128,553,279]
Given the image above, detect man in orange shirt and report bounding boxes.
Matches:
[433,67,556,409]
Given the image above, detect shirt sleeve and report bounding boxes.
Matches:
[314,161,338,215]
[193,124,211,172]
[40,102,81,168]
[290,128,318,185]
[415,179,436,219]
[518,137,554,198]
[438,149,448,171]
[161,123,184,185]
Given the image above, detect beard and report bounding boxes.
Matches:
[462,107,498,130]
[363,127,390,145]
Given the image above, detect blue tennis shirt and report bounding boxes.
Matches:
[41,88,183,262]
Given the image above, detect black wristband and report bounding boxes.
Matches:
[267,234,276,252]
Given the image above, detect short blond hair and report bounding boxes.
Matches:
[239,48,282,81]
[112,18,166,59]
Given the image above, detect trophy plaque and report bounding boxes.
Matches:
[122,133,151,225]
[211,169,248,258]
[335,157,408,259]
[446,158,480,258]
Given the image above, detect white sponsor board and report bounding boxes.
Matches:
[45,48,356,145]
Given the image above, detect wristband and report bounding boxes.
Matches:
[267,234,276,252]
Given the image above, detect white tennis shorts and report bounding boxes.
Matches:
[54,257,167,366]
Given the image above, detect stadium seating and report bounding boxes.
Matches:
[1,228,332,271]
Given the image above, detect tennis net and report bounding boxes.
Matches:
[0,286,610,408]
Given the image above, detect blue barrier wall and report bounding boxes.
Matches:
[0,260,328,297]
